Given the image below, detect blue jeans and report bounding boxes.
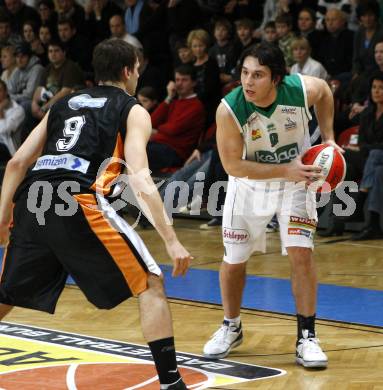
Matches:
[360,149,383,190]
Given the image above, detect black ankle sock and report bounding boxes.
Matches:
[148,337,181,385]
[369,211,381,230]
[297,314,316,339]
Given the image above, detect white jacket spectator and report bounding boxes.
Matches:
[0,80,25,158]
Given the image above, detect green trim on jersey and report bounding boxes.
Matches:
[223,74,305,123]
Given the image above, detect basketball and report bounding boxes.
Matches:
[302,144,346,192]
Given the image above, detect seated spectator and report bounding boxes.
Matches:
[187,29,221,124]
[148,64,206,172]
[109,14,143,50]
[57,17,92,72]
[297,7,323,59]
[0,13,22,49]
[235,18,258,53]
[31,40,84,120]
[352,0,383,77]
[316,8,354,79]
[37,0,58,35]
[320,71,383,236]
[208,18,239,85]
[56,0,86,34]
[290,37,328,79]
[2,0,40,35]
[23,20,48,66]
[84,0,122,45]
[174,39,194,66]
[39,24,55,49]
[7,42,44,113]
[316,0,352,30]
[1,45,17,85]
[275,13,296,68]
[137,86,159,114]
[0,79,24,161]
[262,21,278,45]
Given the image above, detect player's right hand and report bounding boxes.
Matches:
[165,239,193,277]
[0,223,10,247]
[285,156,324,185]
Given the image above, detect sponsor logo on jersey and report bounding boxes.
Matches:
[33,154,90,173]
[251,129,262,141]
[223,228,249,244]
[288,227,313,239]
[284,117,297,131]
[281,107,297,115]
[68,94,107,110]
[254,143,299,164]
[267,123,276,132]
[0,322,285,388]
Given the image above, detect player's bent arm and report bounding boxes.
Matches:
[0,113,49,231]
[216,103,288,180]
[124,105,191,276]
[303,75,335,143]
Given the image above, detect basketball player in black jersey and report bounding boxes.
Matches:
[0,39,191,390]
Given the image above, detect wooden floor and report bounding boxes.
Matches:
[4,218,383,389]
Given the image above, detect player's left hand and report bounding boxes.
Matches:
[0,223,10,247]
[323,139,345,154]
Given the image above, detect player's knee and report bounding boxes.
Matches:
[146,273,166,296]
[288,247,313,267]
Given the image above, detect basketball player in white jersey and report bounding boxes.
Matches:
[203,42,343,368]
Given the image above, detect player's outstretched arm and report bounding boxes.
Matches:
[216,103,322,182]
[0,114,48,246]
[124,104,192,277]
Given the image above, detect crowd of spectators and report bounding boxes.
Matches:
[0,0,382,237]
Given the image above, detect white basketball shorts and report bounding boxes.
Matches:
[222,176,318,264]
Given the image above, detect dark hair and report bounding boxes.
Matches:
[240,42,287,84]
[92,39,138,82]
[23,19,39,35]
[175,39,188,51]
[48,39,66,51]
[299,7,316,23]
[264,21,276,30]
[38,0,55,10]
[369,70,383,95]
[356,0,380,19]
[214,17,232,35]
[275,13,293,27]
[58,16,75,29]
[137,86,158,101]
[174,64,196,80]
[0,13,10,24]
[235,18,254,30]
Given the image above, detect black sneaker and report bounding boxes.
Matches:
[351,227,383,241]
[200,217,222,230]
[164,378,188,389]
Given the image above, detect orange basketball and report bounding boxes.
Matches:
[302,144,346,193]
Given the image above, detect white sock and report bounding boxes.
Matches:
[224,316,241,327]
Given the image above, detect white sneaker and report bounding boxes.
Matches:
[296,330,328,368]
[203,320,243,359]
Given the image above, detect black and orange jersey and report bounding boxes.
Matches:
[16,85,137,199]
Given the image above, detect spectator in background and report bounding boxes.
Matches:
[137,86,159,113]
[23,20,48,66]
[290,37,328,79]
[31,40,84,120]
[84,0,122,45]
[109,14,143,50]
[316,8,354,79]
[174,39,194,66]
[37,0,58,35]
[316,0,352,29]
[0,79,24,160]
[57,17,92,72]
[276,13,296,68]
[56,0,86,34]
[1,46,17,85]
[0,14,22,49]
[209,18,239,85]
[353,0,383,77]
[148,64,206,172]
[262,21,278,45]
[7,42,44,113]
[235,18,257,53]
[297,8,323,59]
[2,0,40,35]
[188,29,221,124]
[39,24,55,48]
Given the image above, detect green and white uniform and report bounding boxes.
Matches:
[221,74,317,263]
